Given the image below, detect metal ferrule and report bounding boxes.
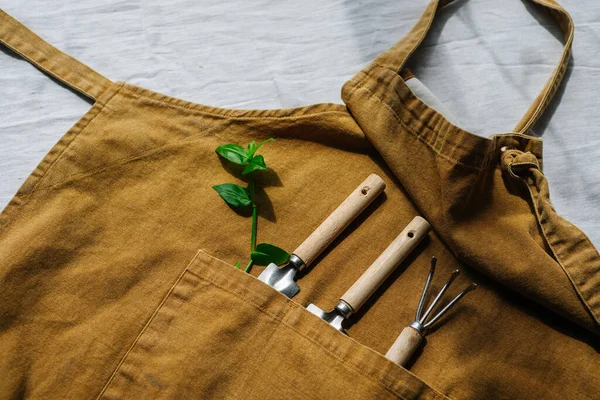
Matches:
[288,254,306,271]
[409,320,425,335]
[335,300,354,318]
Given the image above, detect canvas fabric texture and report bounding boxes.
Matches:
[1,0,599,399]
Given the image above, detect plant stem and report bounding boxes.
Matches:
[246,173,258,273]
[244,259,254,273]
[249,174,257,251]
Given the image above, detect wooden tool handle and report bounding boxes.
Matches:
[292,174,386,268]
[385,327,423,367]
[339,216,431,313]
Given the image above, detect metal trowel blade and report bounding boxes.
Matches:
[306,304,347,334]
[257,263,300,298]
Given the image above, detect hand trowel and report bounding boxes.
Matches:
[307,216,431,333]
[257,174,386,298]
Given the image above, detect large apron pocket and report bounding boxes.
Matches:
[97,250,446,399]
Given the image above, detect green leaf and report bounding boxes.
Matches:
[247,140,258,157]
[242,155,268,175]
[216,144,250,165]
[250,243,290,266]
[234,261,241,269]
[213,184,252,207]
[247,138,274,158]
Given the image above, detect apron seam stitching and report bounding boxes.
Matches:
[371,64,486,155]
[120,84,350,120]
[189,269,446,400]
[361,81,481,171]
[29,82,124,195]
[0,82,123,231]
[351,65,483,171]
[95,250,204,399]
[520,175,600,328]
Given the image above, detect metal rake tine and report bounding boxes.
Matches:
[385,258,478,368]
[419,269,460,324]
[423,283,478,329]
[416,257,437,321]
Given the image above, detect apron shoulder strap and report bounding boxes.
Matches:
[371,0,574,135]
[513,0,573,133]
[0,9,113,101]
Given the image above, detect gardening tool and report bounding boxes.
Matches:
[307,216,431,333]
[258,174,386,298]
[385,256,477,367]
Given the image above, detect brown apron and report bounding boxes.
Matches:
[1,1,599,398]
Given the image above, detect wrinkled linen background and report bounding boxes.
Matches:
[1,0,599,248]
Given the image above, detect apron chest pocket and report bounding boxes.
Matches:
[98,250,446,400]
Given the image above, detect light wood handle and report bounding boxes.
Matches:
[339,216,431,313]
[385,327,423,367]
[292,174,386,268]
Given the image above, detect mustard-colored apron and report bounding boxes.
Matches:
[1,1,599,399]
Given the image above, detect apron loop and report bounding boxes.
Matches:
[501,149,540,180]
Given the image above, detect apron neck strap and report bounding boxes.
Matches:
[0,9,113,101]
[372,0,574,135]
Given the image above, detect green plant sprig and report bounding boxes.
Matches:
[213,138,290,273]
